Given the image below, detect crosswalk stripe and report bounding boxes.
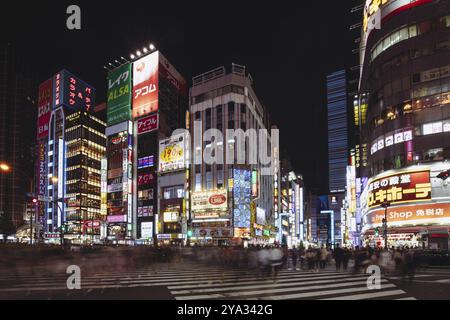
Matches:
[174,280,391,300]
[1,271,356,289]
[322,289,407,300]
[171,278,382,295]
[168,274,368,290]
[260,283,398,300]
[0,262,417,300]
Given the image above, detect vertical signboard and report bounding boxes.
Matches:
[101,158,107,216]
[233,169,252,228]
[132,52,159,118]
[107,63,132,125]
[37,79,53,139]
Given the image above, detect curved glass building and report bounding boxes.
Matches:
[358,0,450,248]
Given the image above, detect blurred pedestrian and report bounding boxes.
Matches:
[333,244,343,271]
[290,246,299,271]
[319,246,329,270]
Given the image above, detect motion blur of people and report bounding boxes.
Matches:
[306,246,317,272]
[289,246,299,271]
[269,246,284,282]
[333,244,343,271]
[319,246,329,270]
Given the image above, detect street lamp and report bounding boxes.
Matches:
[0,163,10,172]
[381,201,390,250]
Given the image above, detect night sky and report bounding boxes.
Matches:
[3,0,361,194]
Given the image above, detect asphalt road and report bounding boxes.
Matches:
[4,261,449,300]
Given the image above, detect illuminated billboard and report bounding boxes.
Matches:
[159,133,186,173]
[363,0,433,36]
[233,168,252,228]
[192,190,228,219]
[363,202,450,229]
[367,169,431,209]
[137,113,158,135]
[53,70,95,112]
[37,79,53,139]
[107,63,132,125]
[132,52,159,118]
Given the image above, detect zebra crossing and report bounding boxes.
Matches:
[0,262,416,300]
[166,268,415,300]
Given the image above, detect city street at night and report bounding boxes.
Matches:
[1,0,450,304]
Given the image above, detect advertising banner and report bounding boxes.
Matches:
[159,133,186,173]
[233,169,252,228]
[107,215,127,223]
[137,113,158,135]
[367,169,431,209]
[141,222,153,239]
[37,79,53,139]
[53,70,95,111]
[193,227,232,238]
[191,190,228,212]
[38,141,47,196]
[107,63,132,126]
[364,202,450,228]
[108,168,123,179]
[138,173,155,186]
[107,183,123,193]
[132,52,159,118]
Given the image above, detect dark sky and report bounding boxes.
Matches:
[2,0,361,194]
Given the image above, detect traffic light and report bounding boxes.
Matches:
[32,198,38,204]
[374,227,379,237]
[437,170,450,181]
[187,230,193,238]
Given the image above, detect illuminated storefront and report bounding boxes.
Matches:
[361,164,450,248]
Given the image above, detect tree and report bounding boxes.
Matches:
[0,211,16,243]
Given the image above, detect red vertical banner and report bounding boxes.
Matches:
[37,79,53,139]
[132,51,159,118]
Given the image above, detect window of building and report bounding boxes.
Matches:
[423,121,443,135]
[195,173,201,191]
[163,186,184,200]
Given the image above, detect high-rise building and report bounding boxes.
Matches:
[189,64,275,246]
[36,70,106,244]
[358,0,450,249]
[327,70,349,194]
[132,51,187,242]
[104,50,187,242]
[0,43,37,236]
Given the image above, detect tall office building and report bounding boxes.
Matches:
[104,50,187,242]
[36,70,106,243]
[189,64,275,246]
[327,70,349,194]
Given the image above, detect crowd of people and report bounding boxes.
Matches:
[183,244,427,283]
[0,242,436,283]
